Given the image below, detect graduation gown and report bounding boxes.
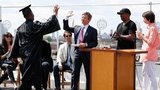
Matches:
[9,15,60,84]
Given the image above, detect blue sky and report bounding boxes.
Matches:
[1,0,160,36]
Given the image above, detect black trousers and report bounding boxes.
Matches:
[53,63,72,89]
[42,61,50,90]
[71,52,90,90]
[0,63,17,84]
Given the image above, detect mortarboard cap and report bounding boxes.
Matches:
[117,8,131,15]
[19,4,31,17]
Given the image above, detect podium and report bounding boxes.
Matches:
[87,49,147,90]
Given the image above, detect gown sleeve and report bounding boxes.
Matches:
[32,15,60,35]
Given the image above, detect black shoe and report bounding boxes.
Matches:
[55,87,61,90]
[42,83,47,90]
[0,74,8,84]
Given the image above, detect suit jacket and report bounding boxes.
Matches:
[57,42,75,64]
[63,19,98,48]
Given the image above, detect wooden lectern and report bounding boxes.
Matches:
[87,48,147,90]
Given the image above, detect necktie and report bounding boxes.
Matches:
[79,27,85,43]
[66,44,72,67]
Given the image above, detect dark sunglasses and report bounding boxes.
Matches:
[65,35,72,37]
[5,35,12,38]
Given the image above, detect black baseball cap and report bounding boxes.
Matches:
[19,4,31,17]
[117,8,131,15]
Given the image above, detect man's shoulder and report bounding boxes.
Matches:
[17,21,33,32]
[17,22,26,30]
[128,20,136,25]
[74,25,81,28]
[117,22,123,27]
[128,20,137,28]
[34,20,42,25]
[59,43,66,48]
[88,25,97,31]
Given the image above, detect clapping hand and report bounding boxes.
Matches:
[66,11,74,19]
[112,31,120,39]
[136,31,143,39]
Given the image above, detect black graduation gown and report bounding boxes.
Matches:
[9,15,60,84]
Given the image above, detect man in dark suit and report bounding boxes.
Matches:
[63,11,98,90]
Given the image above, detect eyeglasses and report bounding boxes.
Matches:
[65,35,72,37]
[5,35,12,38]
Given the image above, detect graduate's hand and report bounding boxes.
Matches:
[58,63,63,70]
[66,11,74,19]
[53,4,59,16]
